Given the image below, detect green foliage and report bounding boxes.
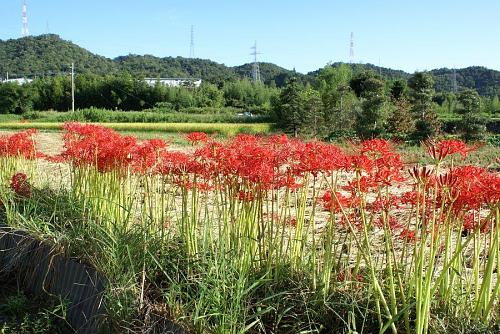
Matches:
[457,89,487,141]
[390,79,407,100]
[318,64,357,138]
[387,98,415,139]
[0,289,70,334]
[432,66,500,97]
[0,82,33,114]
[0,35,305,87]
[351,72,387,138]
[2,35,500,98]
[0,73,282,113]
[275,77,304,136]
[408,72,441,140]
[300,87,324,138]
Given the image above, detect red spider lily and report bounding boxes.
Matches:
[131,138,168,173]
[158,151,193,175]
[185,132,209,144]
[0,129,39,159]
[408,166,433,184]
[336,269,364,282]
[425,139,474,162]
[361,138,394,157]
[446,166,499,212]
[400,228,416,242]
[60,123,137,172]
[374,216,402,229]
[462,212,479,233]
[10,173,31,197]
[369,195,401,213]
[342,176,379,194]
[322,191,359,213]
[350,154,375,172]
[437,171,458,189]
[398,189,435,214]
[294,141,348,176]
[372,153,405,186]
[284,217,297,227]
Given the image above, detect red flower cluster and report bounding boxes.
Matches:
[0,129,40,159]
[13,124,494,236]
[10,172,31,197]
[322,191,358,213]
[185,132,209,144]
[59,123,171,173]
[425,139,474,162]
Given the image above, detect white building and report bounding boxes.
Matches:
[144,77,202,88]
[1,78,33,85]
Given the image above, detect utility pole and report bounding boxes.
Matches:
[71,63,75,112]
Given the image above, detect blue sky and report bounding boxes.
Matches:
[1,0,499,73]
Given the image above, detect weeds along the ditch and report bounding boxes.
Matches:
[0,277,72,334]
[0,124,498,333]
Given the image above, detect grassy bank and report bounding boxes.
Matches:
[0,127,498,333]
[0,121,274,136]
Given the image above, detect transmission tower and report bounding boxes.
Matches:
[22,0,29,37]
[189,25,195,58]
[452,68,458,93]
[250,41,261,83]
[349,32,354,63]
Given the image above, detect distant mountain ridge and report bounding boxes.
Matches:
[0,34,498,95]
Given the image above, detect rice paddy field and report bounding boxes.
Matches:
[0,121,274,136]
[0,123,499,333]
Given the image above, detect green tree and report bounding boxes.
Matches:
[408,72,440,140]
[275,77,304,136]
[301,88,324,138]
[457,89,487,141]
[195,83,225,108]
[445,92,456,114]
[387,99,414,139]
[390,79,407,100]
[318,64,357,138]
[354,75,387,138]
[0,82,34,114]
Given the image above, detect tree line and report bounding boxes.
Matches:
[0,73,279,114]
[0,65,498,142]
[274,65,498,141]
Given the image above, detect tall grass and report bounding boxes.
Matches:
[0,127,498,333]
[0,122,273,136]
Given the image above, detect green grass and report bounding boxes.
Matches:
[0,114,22,122]
[0,279,71,334]
[398,143,500,168]
[19,109,273,124]
[0,121,274,136]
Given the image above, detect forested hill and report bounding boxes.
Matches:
[307,62,411,81]
[0,34,116,76]
[308,63,500,96]
[114,55,239,84]
[0,34,498,95]
[0,34,300,86]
